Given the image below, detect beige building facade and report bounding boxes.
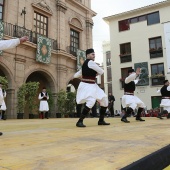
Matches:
[0,0,96,118]
[104,1,170,112]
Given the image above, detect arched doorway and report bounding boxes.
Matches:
[25,71,56,118]
[0,66,14,119]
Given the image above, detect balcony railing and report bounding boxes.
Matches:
[2,21,58,50]
[149,49,163,58]
[119,54,132,63]
[151,76,165,86]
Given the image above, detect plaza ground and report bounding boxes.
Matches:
[0,117,170,170]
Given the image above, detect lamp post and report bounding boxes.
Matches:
[21,7,26,28]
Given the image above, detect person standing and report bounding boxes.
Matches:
[157,80,170,119]
[38,87,49,119]
[0,36,28,136]
[108,93,115,117]
[74,48,110,127]
[0,83,7,120]
[121,68,145,123]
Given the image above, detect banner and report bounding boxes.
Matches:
[36,35,51,64]
[134,62,149,86]
[76,49,86,70]
[0,21,4,55]
[163,22,170,73]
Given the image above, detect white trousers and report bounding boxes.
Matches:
[85,96,108,109]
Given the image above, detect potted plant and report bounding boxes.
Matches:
[66,91,76,117]
[26,82,39,119]
[56,89,67,118]
[16,83,27,119]
[150,73,165,78]
[46,89,55,118]
[0,76,8,89]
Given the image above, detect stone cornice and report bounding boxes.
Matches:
[104,0,170,22]
[86,19,93,28]
[67,0,97,17]
[56,0,67,14]
[32,2,53,16]
[15,56,26,63]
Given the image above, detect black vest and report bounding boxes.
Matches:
[124,81,136,92]
[41,92,48,100]
[160,85,170,97]
[82,59,97,78]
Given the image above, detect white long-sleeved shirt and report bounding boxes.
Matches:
[0,39,20,50]
[74,60,104,78]
[125,72,139,84]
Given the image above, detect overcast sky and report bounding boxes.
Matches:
[91,0,166,64]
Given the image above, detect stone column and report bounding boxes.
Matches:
[86,18,94,48]
[56,0,67,51]
[6,89,15,119]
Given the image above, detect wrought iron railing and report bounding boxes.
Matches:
[2,21,58,50]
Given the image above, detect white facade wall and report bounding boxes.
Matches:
[104,1,170,111]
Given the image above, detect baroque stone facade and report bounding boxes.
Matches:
[0,0,96,118]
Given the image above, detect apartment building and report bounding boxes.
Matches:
[102,41,112,95]
[104,0,170,111]
[0,0,96,118]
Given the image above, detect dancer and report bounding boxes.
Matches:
[0,36,28,136]
[38,87,49,119]
[121,68,145,123]
[157,80,170,119]
[0,82,7,120]
[74,48,110,127]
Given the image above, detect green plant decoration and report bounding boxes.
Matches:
[26,82,39,114]
[17,83,27,113]
[0,76,8,89]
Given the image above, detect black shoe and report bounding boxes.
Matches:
[98,121,110,125]
[157,116,163,119]
[76,121,86,127]
[0,132,3,136]
[136,117,145,121]
[121,118,130,123]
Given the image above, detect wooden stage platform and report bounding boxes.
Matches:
[0,117,170,170]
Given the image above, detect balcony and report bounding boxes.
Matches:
[2,21,58,50]
[149,48,163,58]
[119,53,132,63]
[151,76,165,86]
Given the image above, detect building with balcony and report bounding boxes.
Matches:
[104,0,170,112]
[102,41,112,95]
[0,0,96,118]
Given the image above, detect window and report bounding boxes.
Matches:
[151,63,165,86]
[106,51,111,66]
[70,29,79,56]
[147,12,160,25]
[107,66,112,82]
[34,12,48,36]
[149,37,163,58]
[120,67,132,88]
[0,0,4,20]
[119,19,129,31]
[130,17,138,24]
[138,15,146,22]
[120,43,131,63]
